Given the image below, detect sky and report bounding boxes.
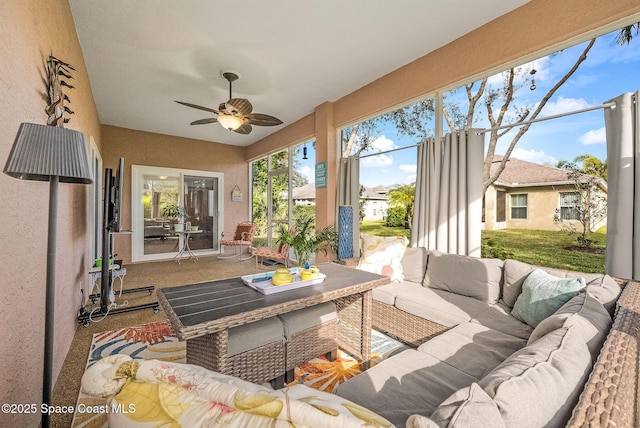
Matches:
[352,27,640,188]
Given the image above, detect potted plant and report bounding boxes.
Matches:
[276,215,338,267]
[162,204,189,232]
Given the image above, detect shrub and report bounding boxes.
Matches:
[385,206,405,227]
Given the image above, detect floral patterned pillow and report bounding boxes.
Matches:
[357,234,408,282]
[82,356,394,428]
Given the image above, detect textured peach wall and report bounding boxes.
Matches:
[101,125,249,264]
[0,0,100,425]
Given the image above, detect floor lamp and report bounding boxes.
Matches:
[3,123,92,428]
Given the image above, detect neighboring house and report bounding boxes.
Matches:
[483,156,608,232]
[290,184,390,221]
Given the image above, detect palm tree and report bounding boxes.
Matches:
[616,23,640,45]
[387,183,416,228]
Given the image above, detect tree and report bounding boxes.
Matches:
[387,183,415,228]
[341,25,634,192]
[553,164,607,247]
[557,154,607,181]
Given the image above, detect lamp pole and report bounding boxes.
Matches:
[42,175,59,428]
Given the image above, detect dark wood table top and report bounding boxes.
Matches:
[157,263,389,340]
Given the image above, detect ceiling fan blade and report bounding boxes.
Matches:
[190,118,218,125]
[225,98,253,116]
[175,101,219,114]
[246,113,283,127]
[233,123,252,135]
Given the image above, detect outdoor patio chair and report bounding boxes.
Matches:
[252,241,290,268]
[218,221,256,260]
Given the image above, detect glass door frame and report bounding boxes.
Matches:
[267,165,291,247]
[131,165,224,262]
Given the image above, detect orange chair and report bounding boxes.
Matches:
[218,222,256,260]
[252,241,290,269]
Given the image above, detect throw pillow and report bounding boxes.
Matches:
[511,268,586,327]
[357,234,408,282]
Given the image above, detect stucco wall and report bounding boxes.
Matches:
[0,0,100,425]
[101,125,249,264]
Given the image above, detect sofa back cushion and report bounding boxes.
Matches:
[401,246,428,283]
[423,251,503,304]
[357,234,408,282]
[428,383,506,428]
[510,269,585,328]
[479,326,592,428]
[527,291,612,359]
[585,275,622,316]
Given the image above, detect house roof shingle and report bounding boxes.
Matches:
[490,156,606,189]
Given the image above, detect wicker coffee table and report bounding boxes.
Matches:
[157,263,390,379]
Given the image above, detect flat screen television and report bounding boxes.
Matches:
[100,157,124,310]
[112,157,125,232]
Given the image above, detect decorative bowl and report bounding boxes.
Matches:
[271,268,294,286]
[300,265,320,280]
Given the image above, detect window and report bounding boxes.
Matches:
[510,194,527,219]
[559,192,581,220]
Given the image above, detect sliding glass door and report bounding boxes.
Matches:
[184,175,219,252]
[132,165,223,262]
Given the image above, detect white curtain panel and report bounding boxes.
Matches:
[411,130,483,256]
[411,137,439,249]
[336,156,360,257]
[604,91,640,280]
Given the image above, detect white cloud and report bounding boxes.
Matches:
[511,147,558,165]
[540,96,591,116]
[361,153,393,168]
[578,127,606,145]
[404,174,416,184]
[370,135,397,152]
[399,164,416,173]
[298,165,314,182]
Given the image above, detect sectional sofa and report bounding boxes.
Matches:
[334,245,638,427]
[81,246,639,427]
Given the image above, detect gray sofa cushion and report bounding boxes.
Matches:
[372,280,423,305]
[277,301,337,338]
[402,246,428,284]
[479,326,592,428]
[471,302,533,340]
[334,349,477,427]
[417,322,527,380]
[428,383,506,428]
[395,287,491,327]
[227,317,284,356]
[527,291,612,359]
[585,275,622,315]
[423,251,503,304]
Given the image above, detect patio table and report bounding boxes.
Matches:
[156,263,390,376]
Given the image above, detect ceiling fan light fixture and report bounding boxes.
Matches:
[217,114,243,131]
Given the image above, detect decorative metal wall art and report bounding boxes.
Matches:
[45,55,76,127]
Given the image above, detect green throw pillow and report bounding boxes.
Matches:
[511,269,586,327]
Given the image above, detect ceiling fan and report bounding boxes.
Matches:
[175,71,283,135]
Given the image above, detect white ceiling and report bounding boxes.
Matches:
[70,0,530,147]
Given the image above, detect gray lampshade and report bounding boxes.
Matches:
[3,122,93,184]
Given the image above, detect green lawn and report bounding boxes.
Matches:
[360,220,606,274]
